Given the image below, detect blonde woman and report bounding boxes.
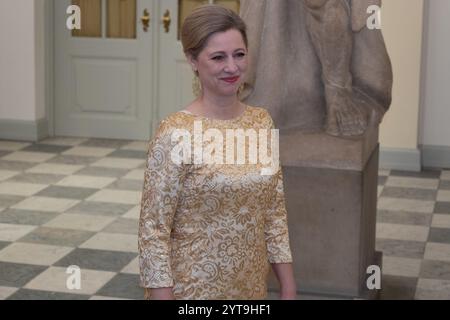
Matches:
[139,5,296,300]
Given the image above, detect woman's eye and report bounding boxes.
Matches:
[235,52,246,58]
[212,56,224,61]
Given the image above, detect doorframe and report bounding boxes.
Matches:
[44,0,162,140]
[150,0,162,136]
[45,0,55,137]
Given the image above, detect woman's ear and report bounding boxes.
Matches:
[186,54,198,73]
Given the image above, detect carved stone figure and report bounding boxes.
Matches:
[239,0,393,298]
[240,0,393,137]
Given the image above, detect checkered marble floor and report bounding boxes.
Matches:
[0,137,449,300]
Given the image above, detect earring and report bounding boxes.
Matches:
[192,75,202,97]
[237,83,245,98]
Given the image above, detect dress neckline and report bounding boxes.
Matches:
[180,105,249,123]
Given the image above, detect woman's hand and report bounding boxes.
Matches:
[145,288,175,300]
[280,287,297,300]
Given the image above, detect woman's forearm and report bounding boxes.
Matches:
[271,263,297,299]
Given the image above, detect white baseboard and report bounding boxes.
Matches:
[0,118,49,142]
[379,147,422,172]
[421,145,450,169]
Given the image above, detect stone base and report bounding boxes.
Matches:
[269,251,382,300]
[268,144,382,299]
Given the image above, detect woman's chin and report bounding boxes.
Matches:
[220,87,240,97]
[207,86,240,97]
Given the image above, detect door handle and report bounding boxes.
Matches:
[141,9,151,32]
[162,10,171,33]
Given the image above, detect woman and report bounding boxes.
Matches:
[139,4,296,300]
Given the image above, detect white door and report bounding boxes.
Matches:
[54,0,155,140]
[155,0,191,124]
[157,0,240,123]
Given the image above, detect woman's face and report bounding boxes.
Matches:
[190,29,248,98]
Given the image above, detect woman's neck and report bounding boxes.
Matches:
[197,93,244,120]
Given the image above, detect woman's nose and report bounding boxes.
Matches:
[224,58,238,73]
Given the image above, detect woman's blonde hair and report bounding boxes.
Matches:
[181,4,248,60]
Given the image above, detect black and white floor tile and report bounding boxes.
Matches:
[0,137,449,300]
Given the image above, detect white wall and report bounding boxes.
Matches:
[0,0,45,122]
[420,0,450,148]
[379,0,424,150]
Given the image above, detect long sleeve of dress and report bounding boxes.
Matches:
[263,114,293,264]
[264,168,293,264]
[138,120,188,288]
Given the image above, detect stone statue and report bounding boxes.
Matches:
[240,0,393,137]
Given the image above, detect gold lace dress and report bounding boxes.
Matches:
[138,105,293,300]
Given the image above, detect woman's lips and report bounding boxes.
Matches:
[221,76,240,84]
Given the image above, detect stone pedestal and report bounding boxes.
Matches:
[268,125,382,299]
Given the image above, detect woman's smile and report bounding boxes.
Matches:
[221,76,240,84]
